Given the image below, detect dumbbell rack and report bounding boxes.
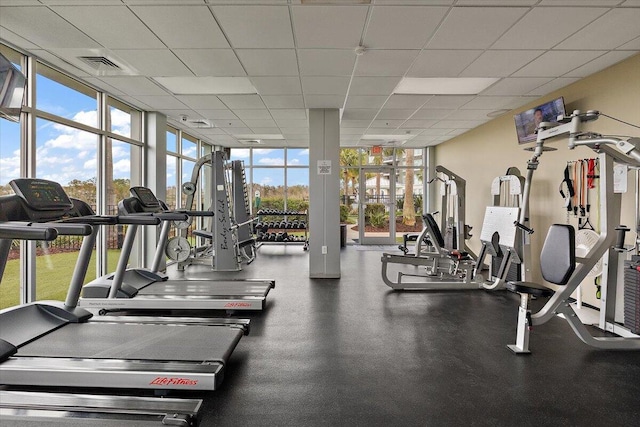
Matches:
[254,209,309,251]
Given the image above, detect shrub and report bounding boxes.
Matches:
[340,204,350,223]
[369,211,388,228]
[365,203,386,226]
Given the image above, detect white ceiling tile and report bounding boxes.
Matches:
[176,95,226,109]
[376,109,417,120]
[0,27,40,50]
[354,50,419,76]
[557,9,640,50]
[269,109,307,119]
[492,7,609,49]
[250,128,281,135]
[211,6,294,48]
[407,50,483,77]
[461,50,544,77]
[383,94,431,109]
[51,6,164,49]
[242,119,278,128]
[280,128,309,135]
[297,49,356,76]
[236,49,299,76]
[538,0,621,4]
[134,95,188,109]
[234,109,273,120]
[444,109,496,120]
[370,120,403,128]
[372,1,454,4]
[275,119,308,128]
[304,95,345,108]
[291,5,368,48]
[98,77,169,95]
[427,7,528,49]
[301,76,350,95]
[173,49,246,76]
[512,50,607,77]
[460,96,521,109]
[416,128,453,136]
[285,140,309,147]
[456,0,538,4]
[349,77,402,95]
[400,119,437,128]
[527,77,581,96]
[363,128,399,135]
[617,36,640,50]
[213,119,246,128]
[262,95,305,108]
[341,120,371,128]
[431,120,485,129]
[421,95,475,109]
[345,95,389,109]
[1,0,42,4]
[341,128,366,135]
[482,77,554,96]
[29,49,91,78]
[112,49,193,77]
[503,96,539,110]
[130,5,228,48]
[410,109,451,120]
[621,0,640,5]
[196,109,238,120]
[0,6,102,48]
[218,94,266,109]
[250,77,302,95]
[84,77,126,95]
[188,127,226,135]
[342,109,379,120]
[364,6,448,49]
[564,50,638,77]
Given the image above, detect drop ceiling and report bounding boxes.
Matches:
[1,0,638,148]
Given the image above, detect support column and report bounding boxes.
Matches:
[144,112,167,268]
[308,109,341,278]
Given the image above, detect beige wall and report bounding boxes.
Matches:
[434,53,640,305]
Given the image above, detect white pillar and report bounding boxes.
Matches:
[144,112,167,268]
[308,109,341,278]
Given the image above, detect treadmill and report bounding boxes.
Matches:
[0,178,249,392]
[80,186,275,313]
[0,221,204,426]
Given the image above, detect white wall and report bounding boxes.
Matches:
[434,53,640,306]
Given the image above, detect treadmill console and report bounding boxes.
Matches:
[130,187,161,209]
[9,178,73,211]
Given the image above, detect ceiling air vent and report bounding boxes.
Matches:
[78,56,121,70]
[238,139,263,145]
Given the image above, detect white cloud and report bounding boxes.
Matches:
[257,157,284,166]
[253,149,274,155]
[112,158,131,177]
[231,149,250,158]
[259,176,272,185]
[110,109,131,137]
[83,158,97,170]
[288,159,300,165]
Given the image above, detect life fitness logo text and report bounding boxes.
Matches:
[150,377,198,386]
[224,302,252,308]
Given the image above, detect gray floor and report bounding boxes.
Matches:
[177,245,640,426]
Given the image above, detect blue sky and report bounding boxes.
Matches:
[1,73,310,189]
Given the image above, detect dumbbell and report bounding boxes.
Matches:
[299,221,306,229]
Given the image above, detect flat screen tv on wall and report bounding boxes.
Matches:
[0,52,26,123]
[514,97,566,144]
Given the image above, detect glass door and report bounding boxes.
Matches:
[358,167,396,245]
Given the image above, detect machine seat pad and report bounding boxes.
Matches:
[506,281,555,298]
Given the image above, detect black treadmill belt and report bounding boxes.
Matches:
[17,323,242,363]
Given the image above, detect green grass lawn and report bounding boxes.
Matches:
[1,249,121,309]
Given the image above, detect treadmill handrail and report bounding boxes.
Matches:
[0,223,58,241]
[7,221,93,236]
[174,210,214,217]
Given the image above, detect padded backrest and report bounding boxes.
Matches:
[424,213,445,248]
[540,224,576,285]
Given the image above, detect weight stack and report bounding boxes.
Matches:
[623,260,640,334]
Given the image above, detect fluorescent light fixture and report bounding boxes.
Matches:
[394,78,499,95]
[153,77,258,95]
[234,134,285,140]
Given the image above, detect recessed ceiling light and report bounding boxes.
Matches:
[153,77,258,95]
[487,109,510,118]
[393,78,500,95]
